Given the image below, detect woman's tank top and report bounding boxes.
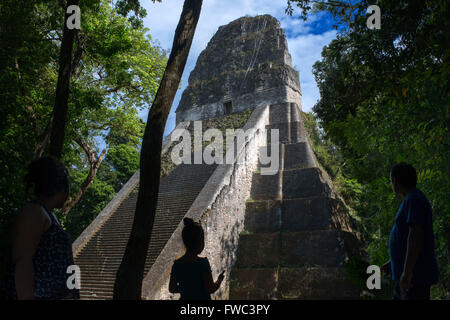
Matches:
[1,201,80,299]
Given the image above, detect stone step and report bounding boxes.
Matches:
[229,266,360,300]
[79,272,153,281]
[79,282,114,291]
[79,242,168,252]
[250,171,281,200]
[229,268,279,300]
[282,167,333,199]
[281,197,336,231]
[265,121,308,145]
[75,161,219,299]
[78,262,152,270]
[278,267,360,299]
[79,250,164,258]
[234,233,280,268]
[78,248,170,257]
[77,249,161,259]
[283,197,358,233]
[75,258,123,265]
[80,292,111,298]
[258,143,284,174]
[243,197,349,233]
[280,230,361,267]
[289,103,301,123]
[80,289,113,299]
[266,103,307,144]
[80,294,110,300]
[80,283,115,292]
[76,265,120,272]
[283,142,315,170]
[83,232,174,240]
[268,103,291,124]
[80,273,117,281]
[76,255,123,261]
[95,227,176,234]
[235,229,360,269]
[77,254,159,263]
[266,123,290,145]
[289,121,306,143]
[244,200,282,233]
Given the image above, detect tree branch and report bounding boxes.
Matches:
[33,115,53,160]
[61,136,107,215]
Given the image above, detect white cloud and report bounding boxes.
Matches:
[287,30,337,112]
[141,1,337,136]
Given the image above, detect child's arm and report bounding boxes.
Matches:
[203,271,225,294]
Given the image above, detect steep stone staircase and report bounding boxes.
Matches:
[74,162,217,299]
[229,103,363,299]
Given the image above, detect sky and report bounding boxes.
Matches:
[140,0,338,137]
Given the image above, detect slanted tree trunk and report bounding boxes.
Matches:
[48,0,80,159]
[113,0,203,299]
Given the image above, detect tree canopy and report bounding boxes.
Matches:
[0,0,168,258]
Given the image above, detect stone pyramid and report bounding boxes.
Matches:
[72,14,364,300]
[229,102,364,299]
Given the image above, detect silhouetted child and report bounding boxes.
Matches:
[169,218,224,300]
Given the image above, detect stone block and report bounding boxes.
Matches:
[290,103,301,122]
[269,103,290,124]
[245,200,282,233]
[290,121,307,143]
[258,144,283,174]
[282,167,333,199]
[250,171,281,200]
[280,230,347,267]
[266,123,290,145]
[235,233,280,268]
[281,197,335,231]
[284,142,316,170]
[278,267,360,299]
[229,268,279,299]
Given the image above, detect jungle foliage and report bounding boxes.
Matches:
[0,0,168,272]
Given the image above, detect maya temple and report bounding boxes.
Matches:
[72,14,365,300]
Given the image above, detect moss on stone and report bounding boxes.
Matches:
[160,108,253,178]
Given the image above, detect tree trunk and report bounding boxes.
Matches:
[48,0,79,159]
[113,0,203,299]
[61,136,107,215]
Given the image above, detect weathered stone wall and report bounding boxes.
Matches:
[142,105,270,299]
[176,85,301,124]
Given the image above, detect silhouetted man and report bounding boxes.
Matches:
[382,163,439,300]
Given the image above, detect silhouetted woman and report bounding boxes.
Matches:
[169,218,224,300]
[1,156,80,299]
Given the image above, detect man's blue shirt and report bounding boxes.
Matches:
[389,188,439,284]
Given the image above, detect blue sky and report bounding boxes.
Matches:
[140,0,338,137]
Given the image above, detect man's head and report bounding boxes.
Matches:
[390,162,417,197]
